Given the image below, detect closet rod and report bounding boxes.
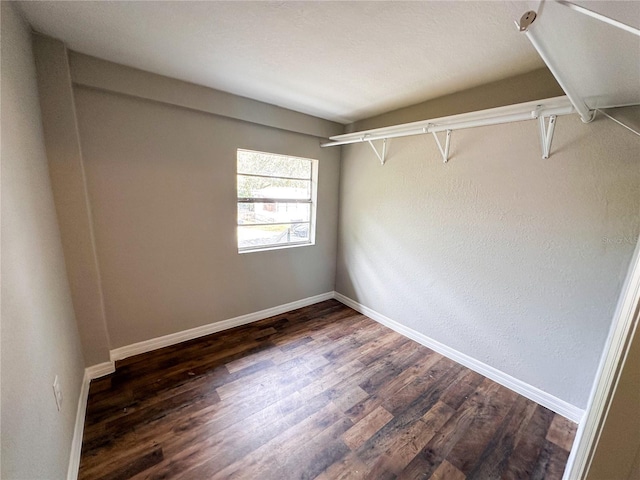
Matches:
[321,98,574,148]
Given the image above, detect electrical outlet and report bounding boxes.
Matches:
[52,375,63,411]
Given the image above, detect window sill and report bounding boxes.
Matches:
[238,241,315,254]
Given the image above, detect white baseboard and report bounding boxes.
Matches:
[85,361,115,380]
[110,292,335,362]
[67,370,91,480]
[67,363,116,480]
[333,291,584,423]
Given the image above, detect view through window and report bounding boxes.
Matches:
[237,149,317,252]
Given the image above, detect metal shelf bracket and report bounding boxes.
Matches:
[432,129,452,163]
[366,138,387,165]
[538,114,557,159]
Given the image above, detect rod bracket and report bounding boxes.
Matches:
[367,138,387,165]
[432,129,452,163]
[538,114,557,159]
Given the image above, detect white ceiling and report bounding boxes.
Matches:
[17,1,550,124]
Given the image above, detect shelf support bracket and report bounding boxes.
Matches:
[432,129,452,163]
[366,138,387,165]
[538,114,557,159]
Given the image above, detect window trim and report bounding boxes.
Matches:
[236,149,318,254]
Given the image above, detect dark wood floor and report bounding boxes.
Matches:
[79,300,577,480]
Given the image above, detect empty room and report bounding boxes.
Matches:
[2,1,639,479]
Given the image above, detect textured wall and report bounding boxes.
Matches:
[72,85,341,348]
[336,107,640,408]
[0,3,85,478]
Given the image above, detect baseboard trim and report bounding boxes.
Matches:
[333,291,584,423]
[110,292,335,362]
[85,361,116,380]
[66,370,90,480]
[68,363,115,479]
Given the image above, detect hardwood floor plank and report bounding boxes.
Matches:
[342,405,394,450]
[355,362,465,468]
[314,454,370,480]
[500,405,556,480]
[224,343,288,373]
[81,366,320,476]
[432,460,466,480]
[545,414,578,452]
[269,418,353,480]
[530,439,571,480]
[445,380,519,475]
[299,358,368,399]
[380,358,459,416]
[99,448,164,480]
[322,323,386,364]
[191,397,351,479]
[307,344,430,416]
[360,460,398,480]
[438,368,485,411]
[462,395,537,479]
[140,391,335,479]
[78,300,577,480]
[355,350,446,424]
[332,385,370,413]
[371,400,456,475]
[359,344,435,397]
[215,356,323,400]
[397,379,503,479]
[356,332,412,366]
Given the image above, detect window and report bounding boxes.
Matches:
[237,149,317,252]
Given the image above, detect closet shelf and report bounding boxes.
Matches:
[322,1,640,164]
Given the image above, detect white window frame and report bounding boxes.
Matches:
[237,149,318,253]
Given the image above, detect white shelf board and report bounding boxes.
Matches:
[527,0,640,111]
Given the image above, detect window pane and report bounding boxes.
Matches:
[237,148,316,253]
[238,149,311,179]
[238,223,311,250]
[237,175,310,200]
[238,202,311,225]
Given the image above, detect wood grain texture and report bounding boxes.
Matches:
[79,300,577,479]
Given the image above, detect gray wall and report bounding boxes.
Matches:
[336,106,640,409]
[69,60,341,349]
[32,35,112,367]
[1,3,85,478]
[349,67,564,132]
